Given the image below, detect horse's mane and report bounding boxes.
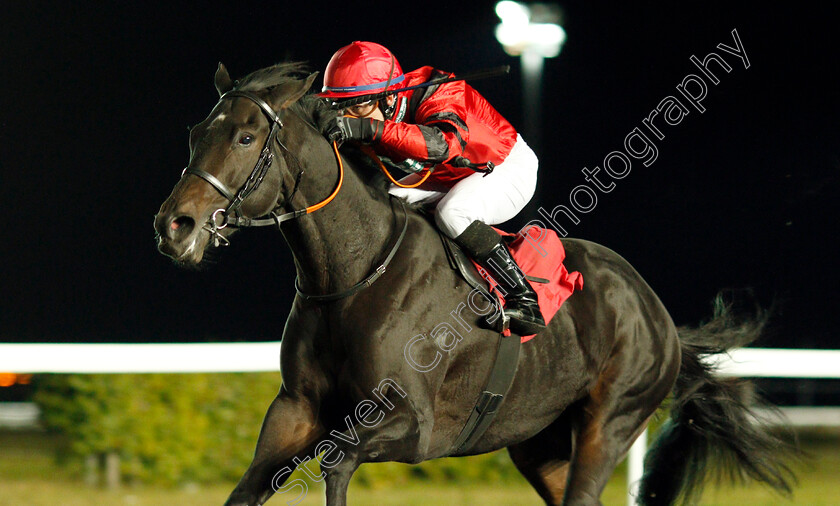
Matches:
[232,62,319,115]
[236,61,311,92]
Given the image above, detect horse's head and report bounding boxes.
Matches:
[154,63,319,266]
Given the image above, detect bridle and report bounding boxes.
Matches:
[180,88,407,302]
[182,90,342,247]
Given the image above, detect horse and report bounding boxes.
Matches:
[153,62,796,506]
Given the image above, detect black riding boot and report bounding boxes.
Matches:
[455,221,546,335]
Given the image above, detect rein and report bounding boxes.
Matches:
[294,197,408,303]
[360,145,432,189]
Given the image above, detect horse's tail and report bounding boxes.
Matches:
[638,296,798,505]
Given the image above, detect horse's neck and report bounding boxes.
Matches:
[280,126,396,295]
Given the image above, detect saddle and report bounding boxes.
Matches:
[440,232,492,294]
[435,224,584,455]
[439,226,583,342]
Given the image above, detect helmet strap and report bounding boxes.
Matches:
[380,54,400,119]
[383,54,396,92]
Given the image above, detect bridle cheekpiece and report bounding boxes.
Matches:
[181,90,315,246]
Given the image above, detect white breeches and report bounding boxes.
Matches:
[388,134,539,238]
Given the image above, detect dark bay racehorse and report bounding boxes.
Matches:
[154,62,795,505]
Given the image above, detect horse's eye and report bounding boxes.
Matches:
[239,134,254,146]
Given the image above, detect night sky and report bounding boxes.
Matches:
[1,1,837,349]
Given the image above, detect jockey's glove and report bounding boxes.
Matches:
[327,116,384,144]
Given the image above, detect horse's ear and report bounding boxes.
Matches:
[215,62,235,96]
[275,72,320,109]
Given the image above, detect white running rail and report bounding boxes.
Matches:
[626,348,840,506]
[1,344,838,505]
[0,342,284,373]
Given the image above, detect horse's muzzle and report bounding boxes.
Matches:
[154,211,205,264]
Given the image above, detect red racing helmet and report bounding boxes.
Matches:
[320,41,405,100]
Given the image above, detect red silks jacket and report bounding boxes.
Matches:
[375,66,519,187]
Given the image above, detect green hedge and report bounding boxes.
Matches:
[33,373,530,487]
[34,373,281,485]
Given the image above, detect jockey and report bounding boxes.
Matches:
[320,41,544,336]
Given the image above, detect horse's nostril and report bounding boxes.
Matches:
[169,216,195,240]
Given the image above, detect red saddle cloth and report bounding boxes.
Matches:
[472,226,584,343]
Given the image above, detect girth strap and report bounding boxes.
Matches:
[439,230,523,455]
[450,329,521,454]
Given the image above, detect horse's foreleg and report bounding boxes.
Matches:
[224,391,324,506]
[321,387,429,506]
[324,451,361,506]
